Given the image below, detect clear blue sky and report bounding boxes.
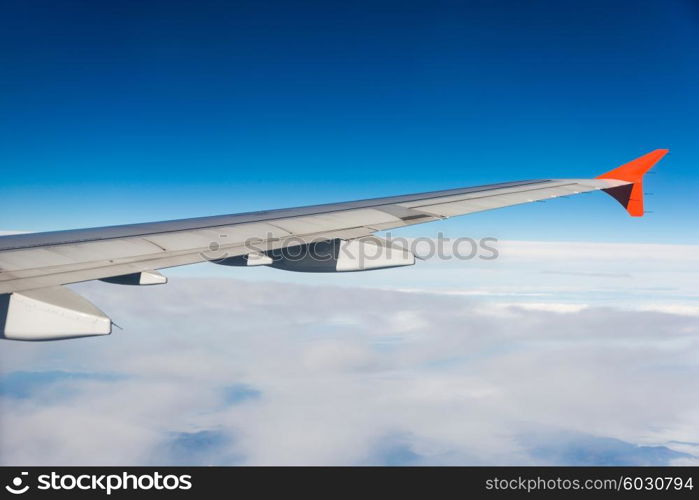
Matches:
[1,0,697,243]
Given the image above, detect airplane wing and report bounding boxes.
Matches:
[0,149,668,340]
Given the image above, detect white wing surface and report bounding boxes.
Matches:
[0,149,668,340]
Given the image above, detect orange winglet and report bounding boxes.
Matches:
[596,149,669,217]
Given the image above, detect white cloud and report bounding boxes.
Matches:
[1,273,697,465]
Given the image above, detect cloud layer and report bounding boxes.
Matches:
[1,272,698,465]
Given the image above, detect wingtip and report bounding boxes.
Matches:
[598,149,669,217]
[596,149,669,183]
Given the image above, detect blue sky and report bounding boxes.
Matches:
[1,0,697,243]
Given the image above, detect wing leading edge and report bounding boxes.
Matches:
[0,149,668,340]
